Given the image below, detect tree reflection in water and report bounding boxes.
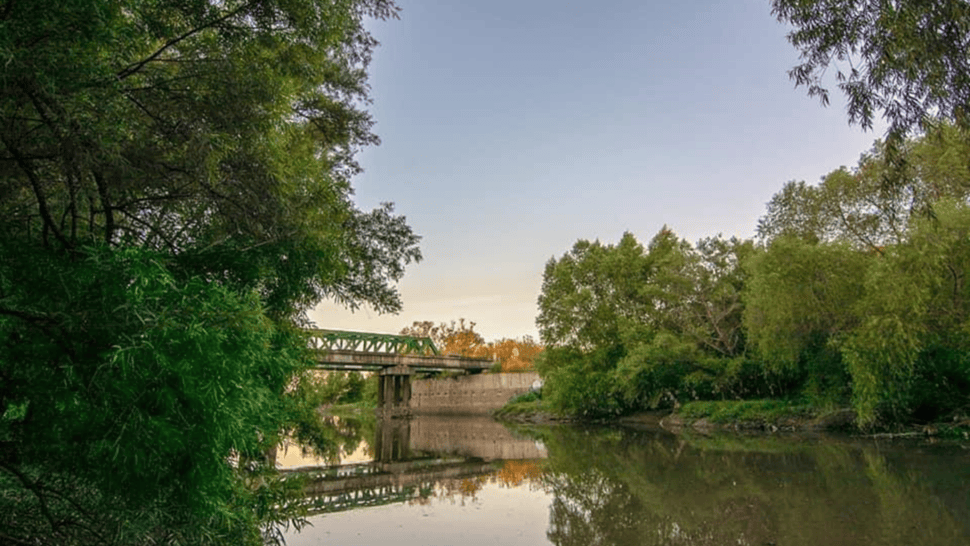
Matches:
[529,426,969,546]
[283,418,968,546]
[291,413,377,465]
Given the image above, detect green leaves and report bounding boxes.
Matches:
[0,245,309,543]
[1,0,418,318]
[758,124,970,250]
[1,1,416,543]
[536,229,756,416]
[537,233,651,350]
[773,0,970,138]
[843,199,970,424]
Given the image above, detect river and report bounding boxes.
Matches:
[278,414,970,546]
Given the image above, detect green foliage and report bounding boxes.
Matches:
[537,232,653,350]
[843,199,970,425]
[0,244,307,544]
[0,0,418,543]
[743,237,869,380]
[757,124,970,250]
[536,346,627,418]
[0,0,420,318]
[749,127,970,424]
[492,398,548,420]
[540,127,970,426]
[508,390,542,405]
[614,333,707,408]
[536,229,758,417]
[772,0,970,140]
[294,371,375,408]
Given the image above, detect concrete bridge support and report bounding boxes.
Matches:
[376,369,539,416]
[377,365,412,417]
[410,372,539,415]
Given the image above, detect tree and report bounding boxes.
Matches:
[400,318,487,357]
[1,245,308,545]
[537,232,654,351]
[757,124,970,250]
[0,0,419,317]
[535,230,759,416]
[742,236,870,404]
[750,126,970,424]
[772,0,970,140]
[683,236,754,357]
[488,337,544,372]
[0,0,419,543]
[842,198,970,424]
[400,320,542,371]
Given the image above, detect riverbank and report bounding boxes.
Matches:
[494,398,970,439]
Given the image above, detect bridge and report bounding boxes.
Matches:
[305,329,495,415]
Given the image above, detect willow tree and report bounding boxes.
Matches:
[773,0,970,196]
[0,1,419,544]
[773,0,970,138]
[749,125,970,424]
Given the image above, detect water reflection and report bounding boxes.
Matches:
[535,427,970,546]
[280,413,378,468]
[283,418,970,546]
[281,415,546,518]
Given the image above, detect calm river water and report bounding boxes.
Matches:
[279,415,970,546]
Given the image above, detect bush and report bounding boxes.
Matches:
[537,346,627,418]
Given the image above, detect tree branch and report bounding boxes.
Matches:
[116,209,178,251]
[116,4,250,81]
[0,532,35,546]
[91,170,114,245]
[0,135,70,249]
[0,461,61,535]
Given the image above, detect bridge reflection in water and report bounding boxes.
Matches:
[280,416,546,515]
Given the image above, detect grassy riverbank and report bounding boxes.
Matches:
[494,396,970,439]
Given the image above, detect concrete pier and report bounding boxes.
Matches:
[410,372,540,415]
[376,365,412,417]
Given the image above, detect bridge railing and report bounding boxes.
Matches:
[306,329,440,356]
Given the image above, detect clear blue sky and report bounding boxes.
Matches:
[309,0,886,341]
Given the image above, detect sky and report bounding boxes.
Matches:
[308,0,887,341]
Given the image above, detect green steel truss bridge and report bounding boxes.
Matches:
[305,329,495,413]
[308,329,439,357]
[306,329,492,373]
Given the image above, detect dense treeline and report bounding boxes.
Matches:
[537,124,970,427]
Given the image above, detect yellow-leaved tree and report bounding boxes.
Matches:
[400,319,543,371]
